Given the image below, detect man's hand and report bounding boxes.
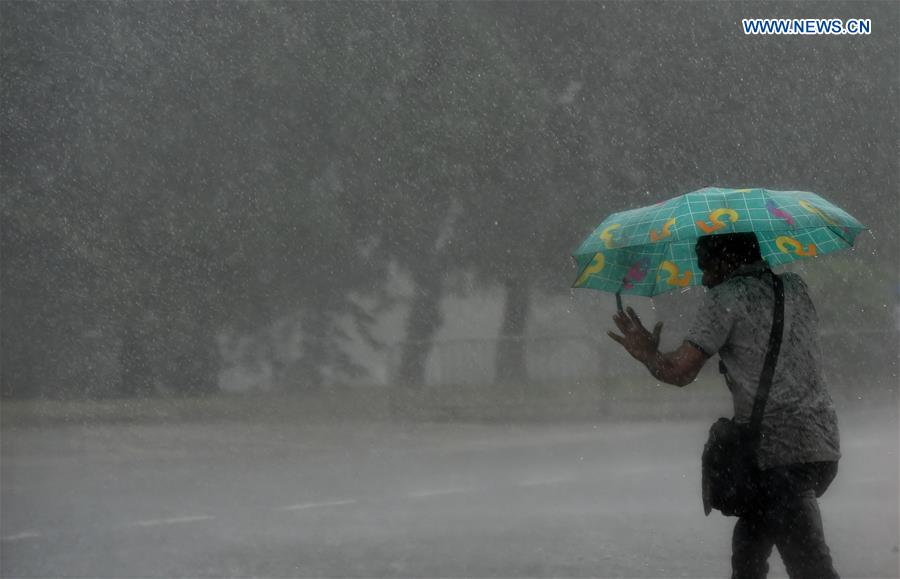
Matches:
[608,307,663,364]
[608,307,708,387]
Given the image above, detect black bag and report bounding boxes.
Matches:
[702,418,763,516]
[702,272,784,517]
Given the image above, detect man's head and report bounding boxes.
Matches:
[695,232,763,288]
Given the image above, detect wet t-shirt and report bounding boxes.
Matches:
[687,262,841,470]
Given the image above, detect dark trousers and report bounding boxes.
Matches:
[731,461,839,579]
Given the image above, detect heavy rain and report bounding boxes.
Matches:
[1,2,898,578]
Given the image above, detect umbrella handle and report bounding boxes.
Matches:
[615,292,623,313]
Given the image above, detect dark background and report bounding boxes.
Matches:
[2,1,897,403]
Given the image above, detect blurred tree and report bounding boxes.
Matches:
[449,4,635,382]
[1,3,390,396]
[2,1,895,400]
[333,3,499,388]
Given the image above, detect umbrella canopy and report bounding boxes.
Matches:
[572,187,867,297]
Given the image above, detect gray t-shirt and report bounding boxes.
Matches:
[687,262,841,470]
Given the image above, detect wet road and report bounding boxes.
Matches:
[2,410,897,578]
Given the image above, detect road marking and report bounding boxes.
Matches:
[408,487,471,499]
[517,475,574,487]
[126,515,214,528]
[276,499,357,511]
[1,531,41,541]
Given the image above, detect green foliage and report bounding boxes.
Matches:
[2,3,897,397]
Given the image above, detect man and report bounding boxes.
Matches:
[608,232,841,579]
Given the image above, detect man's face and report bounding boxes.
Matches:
[700,263,727,288]
[697,253,728,288]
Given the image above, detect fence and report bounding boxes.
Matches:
[388,335,615,387]
[386,330,898,420]
[387,335,726,420]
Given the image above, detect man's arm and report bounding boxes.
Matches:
[608,307,709,387]
[639,342,708,387]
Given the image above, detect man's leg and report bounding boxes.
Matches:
[769,463,840,579]
[732,514,775,579]
[772,492,839,579]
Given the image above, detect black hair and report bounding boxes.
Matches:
[695,232,763,270]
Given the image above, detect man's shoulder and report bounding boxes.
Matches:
[710,267,803,302]
[779,271,810,293]
[711,269,763,295]
[702,266,808,306]
[722,267,806,288]
[779,270,805,283]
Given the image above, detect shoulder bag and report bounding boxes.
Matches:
[701,271,785,517]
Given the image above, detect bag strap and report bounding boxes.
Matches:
[747,272,785,450]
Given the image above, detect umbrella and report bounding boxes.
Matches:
[571,187,867,308]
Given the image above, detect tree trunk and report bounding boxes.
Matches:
[119,317,155,397]
[293,307,330,390]
[495,279,530,384]
[0,297,37,398]
[177,323,220,396]
[396,274,444,388]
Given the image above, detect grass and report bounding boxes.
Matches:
[0,375,738,428]
[0,387,391,427]
[8,371,885,428]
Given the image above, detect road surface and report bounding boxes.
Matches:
[2,409,897,578]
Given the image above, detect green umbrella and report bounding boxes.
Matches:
[572,187,867,307]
